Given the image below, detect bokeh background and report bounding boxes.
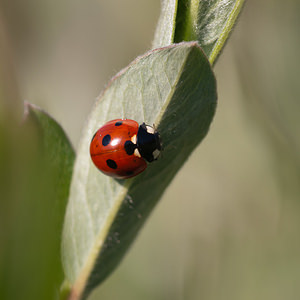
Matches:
[1,0,300,299]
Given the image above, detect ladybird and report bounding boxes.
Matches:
[90,119,161,179]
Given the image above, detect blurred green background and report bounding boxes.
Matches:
[1,0,300,299]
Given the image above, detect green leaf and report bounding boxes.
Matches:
[26,103,76,217]
[153,0,245,65]
[0,104,75,300]
[62,42,217,299]
[152,0,178,48]
[27,104,75,294]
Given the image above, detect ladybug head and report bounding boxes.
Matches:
[137,123,162,162]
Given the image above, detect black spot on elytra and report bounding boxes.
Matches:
[102,134,111,146]
[126,170,134,176]
[124,140,136,155]
[115,121,123,126]
[106,159,117,169]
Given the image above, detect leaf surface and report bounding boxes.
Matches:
[154,0,245,65]
[62,42,217,299]
[27,103,75,229]
[152,0,178,48]
[25,104,76,294]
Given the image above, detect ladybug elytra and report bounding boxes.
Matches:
[90,119,161,179]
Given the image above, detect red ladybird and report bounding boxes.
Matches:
[90,119,161,179]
